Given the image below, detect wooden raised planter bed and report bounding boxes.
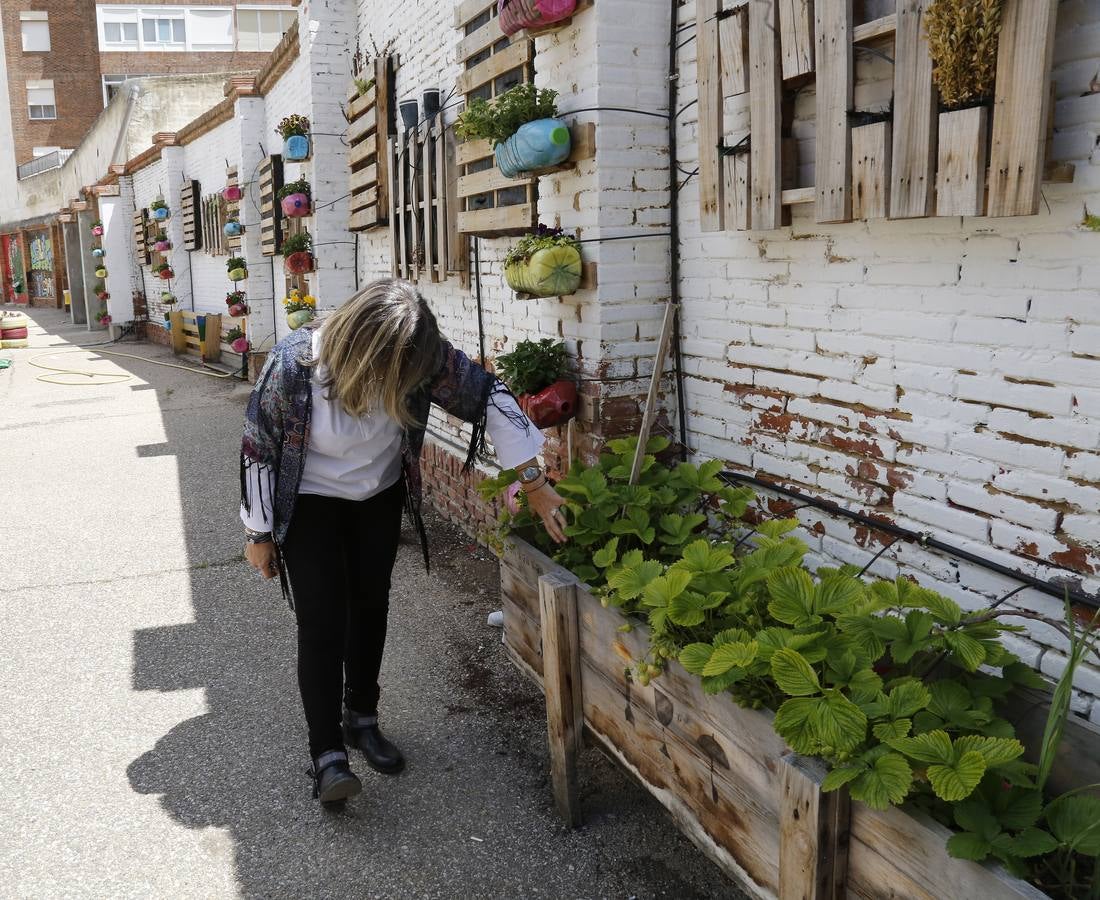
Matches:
[500,536,1054,900]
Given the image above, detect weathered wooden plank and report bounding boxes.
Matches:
[936,106,989,217]
[814,0,853,223]
[422,127,438,283]
[348,207,378,231]
[349,135,379,169]
[749,0,783,230]
[456,203,535,236]
[350,163,378,194]
[696,0,723,232]
[386,138,398,273]
[374,56,392,229]
[408,130,421,282]
[169,310,187,354]
[347,111,378,147]
[456,40,531,96]
[539,573,583,827]
[457,166,533,198]
[778,754,850,900]
[397,134,408,279]
[202,313,222,363]
[346,85,376,122]
[723,151,751,230]
[889,0,937,219]
[852,13,896,43]
[778,0,814,79]
[454,0,492,28]
[852,121,891,220]
[349,186,377,215]
[630,301,678,483]
[987,0,1059,217]
[434,122,449,280]
[719,5,749,96]
[455,12,503,64]
[782,186,815,205]
[456,138,495,167]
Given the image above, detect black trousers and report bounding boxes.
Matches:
[280,480,405,757]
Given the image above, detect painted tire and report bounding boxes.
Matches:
[1,338,29,349]
[2,313,30,329]
[0,326,29,339]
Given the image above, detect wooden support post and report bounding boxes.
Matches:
[851,121,891,220]
[987,0,1059,217]
[778,0,815,80]
[778,754,850,900]
[696,0,724,232]
[538,572,583,828]
[936,106,989,217]
[202,313,222,363]
[889,0,937,219]
[169,310,186,355]
[629,301,678,484]
[719,5,749,96]
[749,0,783,230]
[723,151,751,230]
[815,0,853,224]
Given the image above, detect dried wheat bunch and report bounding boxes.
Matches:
[925,0,1004,110]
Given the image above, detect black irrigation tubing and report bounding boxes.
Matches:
[560,105,671,121]
[720,470,1100,611]
[574,232,671,244]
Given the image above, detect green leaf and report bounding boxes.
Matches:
[918,590,963,626]
[996,788,1044,830]
[890,610,935,664]
[679,643,714,675]
[1045,796,1100,855]
[767,567,819,627]
[668,590,709,627]
[678,539,735,575]
[1002,661,1048,691]
[847,668,884,704]
[774,698,819,754]
[815,574,865,617]
[887,681,932,719]
[771,648,822,697]
[822,764,865,793]
[944,631,987,672]
[928,751,987,802]
[1001,827,1059,858]
[642,569,692,608]
[713,628,751,647]
[888,730,954,765]
[592,538,619,569]
[814,692,869,754]
[701,668,745,694]
[607,559,663,600]
[946,832,992,861]
[849,753,913,809]
[953,799,1000,840]
[703,641,758,676]
[953,735,1024,768]
[873,719,912,741]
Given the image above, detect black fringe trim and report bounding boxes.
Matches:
[462,377,497,474]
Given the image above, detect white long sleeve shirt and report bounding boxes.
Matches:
[240,327,544,532]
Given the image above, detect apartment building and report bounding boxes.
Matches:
[0,0,295,173]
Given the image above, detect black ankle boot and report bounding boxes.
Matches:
[307,749,362,807]
[343,711,406,774]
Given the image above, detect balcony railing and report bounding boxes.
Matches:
[17,149,73,180]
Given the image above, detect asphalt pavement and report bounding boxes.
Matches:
[0,307,743,900]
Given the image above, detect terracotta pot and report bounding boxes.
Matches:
[519,379,577,429]
[231,337,250,353]
[286,308,315,330]
[91,225,103,236]
[280,193,311,217]
[228,267,248,282]
[159,268,173,280]
[154,240,171,252]
[228,302,248,317]
[284,251,314,275]
[222,186,242,201]
[153,207,169,221]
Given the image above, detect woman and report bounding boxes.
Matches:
[240,278,566,806]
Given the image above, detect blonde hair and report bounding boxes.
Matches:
[314,278,444,427]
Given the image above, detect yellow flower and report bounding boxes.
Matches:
[302,294,317,308]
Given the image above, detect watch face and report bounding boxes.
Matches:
[519,466,541,482]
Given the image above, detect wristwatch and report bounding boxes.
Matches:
[244,527,273,544]
[517,464,543,485]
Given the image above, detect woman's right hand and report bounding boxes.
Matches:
[245,540,280,579]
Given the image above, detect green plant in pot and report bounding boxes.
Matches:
[504,225,583,297]
[227,256,248,282]
[455,83,571,178]
[277,114,311,161]
[495,338,576,429]
[150,198,170,221]
[283,288,317,330]
[282,231,314,275]
[277,178,312,218]
[353,76,375,98]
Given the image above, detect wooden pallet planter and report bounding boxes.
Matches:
[347,56,394,233]
[500,536,1097,900]
[259,155,284,257]
[387,120,455,283]
[200,192,228,256]
[132,208,151,265]
[181,179,201,251]
[700,0,1062,231]
[224,167,243,255]
[169,309,222,363]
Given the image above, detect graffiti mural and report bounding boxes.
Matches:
[26,231,54,299]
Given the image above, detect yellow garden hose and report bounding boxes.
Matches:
[23,347,241,386]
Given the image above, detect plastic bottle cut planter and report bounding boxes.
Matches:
[223,221,242,237]
[222,186,243,202]
[153,207,170,221]
[286,309,315,330]
[92,247,104,258]
[161,292,176,304]
[504,243,583,297]
[495,118,571,178]
[228,267,248,282]
[498,0,577,36]
[284,252,315,275]
[91,225,103,236]
[159,268,174,280]
[231,337,251,354]
[228,302,249,318]
[154,240,171,252]
[96,291,109,301]
[518,380,577,429]
[95,267,108,278]
[284,134,310,161]
[280,193,311,218]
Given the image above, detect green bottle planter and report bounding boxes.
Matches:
[504,243,583,297]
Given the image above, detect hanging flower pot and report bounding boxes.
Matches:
[161,292,177,305]
[285,251,315,275]
[504,229,582,297]
[228,267,248,282]
[96,291,109,301]
[494,117,571,178]
[284,134,311,161]
[151,201,170,221]
[286,308,315,330]
[154,239,171,252]
[225,290,245,308]
[95,267,108,278]
[222,185,242,202]
[223,220,242,237]
[226,325,249,354]
[498,0,578,36]
[231,336,251,353]
[158,267,174,280]
[228,302,249,318]
[91,222,104,236]
[519,379,577,429]
[226,257,248,282]
[92,247,104,258]
[277,177,312,218]
[283,289,317,329]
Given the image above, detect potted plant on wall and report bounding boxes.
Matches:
[226,256,248,282]
[151,199,170,221]
[283,288,317,330]
[223,217,242,237]
[278,178,312,218]
[282,232,314,275]
[154,230,171,252]
[227,299,249,317]
[222,184,243,202]
[154,261,174,280]
[504,225,583,297]
[95,265,108,279]
[91,246,104,258]
[225,325,250,354]
[96,307,111,327]
[498,0,578,37]
[94,281,109,301]
[925,0,1003,216]
[91,220,104,236]
[161,291,177,305]
[456,83,571,179]
[495,338,577,429]
[278,114,312,161]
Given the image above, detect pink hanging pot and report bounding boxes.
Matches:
[231,336,250,353]
[222,185,243,202]
[498,0,577,35]
[280,193,311,217]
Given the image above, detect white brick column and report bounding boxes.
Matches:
[158,145,190,309]
[236,95,278,351]
[99,195,135,327]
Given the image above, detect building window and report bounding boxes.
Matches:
[101,7,140,48]
[27,80,56,120]
[186,8,233,51]
[102,74,145,105]
[19,12,50,52]
[141,15,185,45]
[237,7,296,52]
[104,21,138,43]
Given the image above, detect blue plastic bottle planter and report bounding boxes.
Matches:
[495,118,571,178]
[284,134,310,161]
[92,247,104,257]
[154,207,170,221]
[224,221,242,237]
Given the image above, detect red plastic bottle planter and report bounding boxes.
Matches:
[159,268,174,280]
[231,337,251,353]
[284,251,315,275]
[498,0,577,36]
[518,380,577,429]
[280,193,311,217]
[228,302,249,317]
[154,240,171,252]
[96,291,109,301]
[222,186,243,202]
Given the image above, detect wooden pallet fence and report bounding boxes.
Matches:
[699,0,1060,231]
[169,309,222,363]
[388,120,453,284]
[201,192,227,256]
[132,208,151,265]
[501,537,1086,900]
[224,167,242,256]
[259,155,283,257]
[347,55,393,233]
[180,179,201,251]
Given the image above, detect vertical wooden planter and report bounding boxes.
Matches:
[346,55,393,232]
[259,155,284,257]
[936,106,990,217]
[500,536,1061,900]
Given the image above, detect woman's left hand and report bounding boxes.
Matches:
[525,483,568,544]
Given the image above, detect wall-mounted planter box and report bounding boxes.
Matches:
[499,536,1065,900]
[935,106,990,217]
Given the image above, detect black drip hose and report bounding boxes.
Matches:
[721,470,1099,611]
[668,0,689,461]
[474,237,486,364]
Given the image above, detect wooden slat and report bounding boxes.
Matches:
[349,135,379,169]
[456,40,531,95]
[347,112,378,147]
[778,755,850,900]
[455,13,503,64]
[778,0,814,79]
[349,207,379,231]
[387,138,399,277]
[422,125,438,283]
[936,106,989,217]
[723,152,751,230]
[350,163,377,194]
[782,187,815,205]
[851,121,891,220]
[350,186,378,215]
[696,0,723,232]
[630,302,678,483]
[719,5,749,96]
[889,0,937,219]
[456,203,535,236]
[749,0,783,230]
[346,85,377,122]
[986,0,1059,217]
[434,122,449,279]
[454,0,492,28]
[258,155,282,256]
[457,166,533,197]
[397,134,408,279]
[456,138,495,167]
[409,130,422,282]
[852,13,896,43]
[814,1,853,224]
